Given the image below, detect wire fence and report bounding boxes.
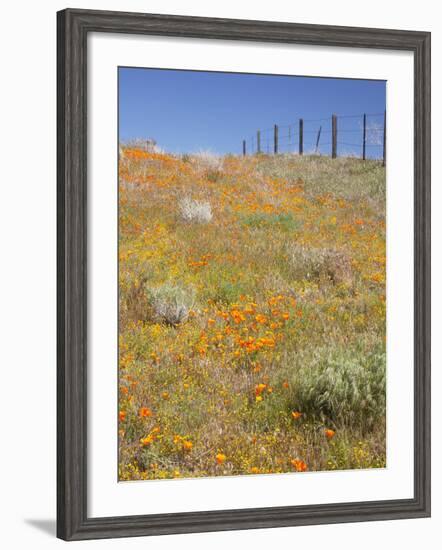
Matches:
[242,112,386,165]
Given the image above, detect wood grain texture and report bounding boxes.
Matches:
[57,8,431,541]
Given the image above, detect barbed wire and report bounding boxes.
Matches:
[242,111,386,162]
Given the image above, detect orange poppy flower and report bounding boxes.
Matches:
[139,407,152,418]
[140,434,154,446]
[182,440,193,452]
[119,411,126,422]
[216,453,227,465]
[255,314,267,324]
[231,310,246,323]
[325,429,336,440]
[291,459,308,472]
[254,383,267,396]
[291,411,302,420]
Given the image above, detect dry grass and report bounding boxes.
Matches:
[118,149,386,481]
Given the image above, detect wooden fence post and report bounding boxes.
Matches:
[299,118,304,155]
[362,113,367,161]
[331,114,337,159]
[382,110,386,167]
[242,140,246,157]
[315,125,322,154]
[257,130,261,154]
[274,124,278,154]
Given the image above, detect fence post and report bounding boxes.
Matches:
[299,118,304,155]
[331,114,337,159]
[257,130,261,154]
[274,124,278,154]
[382,110,386,167]
[362,113,367,161]
[315,125,322,154]
[242,140,246,157]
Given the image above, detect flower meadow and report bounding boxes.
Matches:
[118,148,386,481]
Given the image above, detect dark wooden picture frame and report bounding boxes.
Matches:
[57,8,431,541]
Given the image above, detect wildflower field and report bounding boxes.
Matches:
[118,148,386,481]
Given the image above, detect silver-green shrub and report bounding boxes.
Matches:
[146,284,195,326]
[288,348,386,429]
[179,197,213,223]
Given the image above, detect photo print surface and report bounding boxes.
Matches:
[118,67,386,481]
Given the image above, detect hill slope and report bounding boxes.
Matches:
[118,151,386,480]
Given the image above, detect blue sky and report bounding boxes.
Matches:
[119,67,386,158]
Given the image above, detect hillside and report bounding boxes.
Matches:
[118,150,386,480]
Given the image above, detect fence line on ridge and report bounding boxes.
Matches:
[241,111,386,166]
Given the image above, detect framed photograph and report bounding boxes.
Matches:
[57,8,431,541]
